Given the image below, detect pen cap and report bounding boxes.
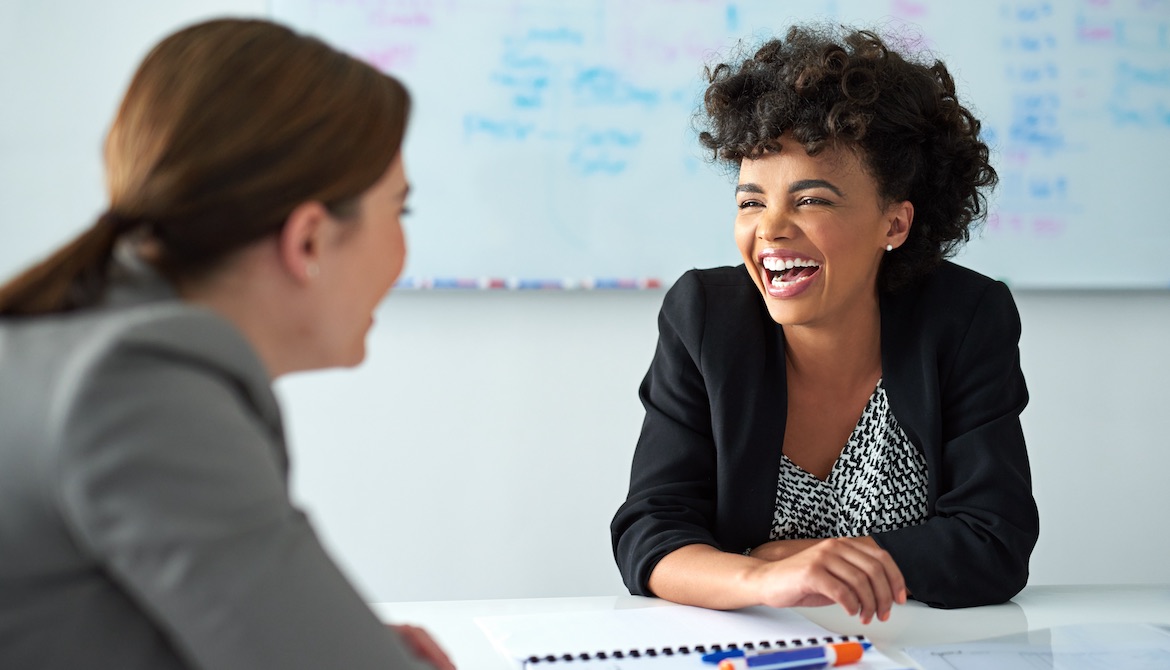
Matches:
[829,642,866,665]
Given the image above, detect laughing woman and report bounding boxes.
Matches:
[611,25,1039,620]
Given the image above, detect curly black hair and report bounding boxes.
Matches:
[697,25,997,291]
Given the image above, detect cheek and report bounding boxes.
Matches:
[379,222,407,284]
[391,228,407,282]
[734,219,755,260]
[736,221,766,287]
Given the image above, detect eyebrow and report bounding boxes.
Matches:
[789,179,843,197]
[734,179,845,197]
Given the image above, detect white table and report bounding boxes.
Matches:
[373,584,1170,668]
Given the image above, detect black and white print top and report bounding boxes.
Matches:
[770,380,928,540]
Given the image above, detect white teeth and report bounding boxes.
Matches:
[761,256,821,272]
[762,255,821,289]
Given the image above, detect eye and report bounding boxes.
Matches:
[737,199,764,210]
[796,196,831,206]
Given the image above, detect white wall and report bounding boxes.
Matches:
[0,0,271,276]
[3,1,1168,605]
[276,289,1170,603]
[276,291,655,602]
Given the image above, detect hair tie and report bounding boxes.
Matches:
[97,210,144,236]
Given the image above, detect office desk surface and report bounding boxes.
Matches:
[372,584,1170,668]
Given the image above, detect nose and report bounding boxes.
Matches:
[756,208,797,242]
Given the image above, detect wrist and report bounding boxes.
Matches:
[750,538,819,562]
[732,556,771,605]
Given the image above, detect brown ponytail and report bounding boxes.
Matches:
[0,212,141,316]
[0,19,410,316]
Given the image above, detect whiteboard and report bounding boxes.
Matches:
[272,0,1170,289]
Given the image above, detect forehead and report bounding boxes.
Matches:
[738,137,867,183]
[380,152,407,190]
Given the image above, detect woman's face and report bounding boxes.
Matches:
[734,136,910,330]
[316,153,409,367]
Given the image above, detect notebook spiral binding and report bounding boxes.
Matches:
[524,633,867,664]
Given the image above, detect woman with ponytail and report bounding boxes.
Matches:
[0,18,452,670]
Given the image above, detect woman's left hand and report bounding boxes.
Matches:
[753,536,907,623]
[751,536,908,622]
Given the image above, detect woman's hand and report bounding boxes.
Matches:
[648,540,906,622]
[390,624,456,670]
[745,537,907,623]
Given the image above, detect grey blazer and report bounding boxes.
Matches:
[0,258,431,669]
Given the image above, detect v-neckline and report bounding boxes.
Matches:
[781,378,884,484]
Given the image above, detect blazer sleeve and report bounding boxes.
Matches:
[875,280,1039,609]
[54,322,433,669]
[610,272,721,596]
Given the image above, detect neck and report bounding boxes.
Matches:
[175,242,310,379]
[783,297,882,389]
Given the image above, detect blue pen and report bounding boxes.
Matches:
[701,648,748,664]
[705,641,871,669]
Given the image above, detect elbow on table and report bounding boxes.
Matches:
[914,550,1032,609]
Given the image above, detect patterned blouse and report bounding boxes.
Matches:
[770,380,928,540]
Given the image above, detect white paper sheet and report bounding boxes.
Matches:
[905,622,1170,670]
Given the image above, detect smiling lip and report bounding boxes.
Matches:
[757,249,822,299]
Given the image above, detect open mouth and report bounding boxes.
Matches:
[761,255,822,289]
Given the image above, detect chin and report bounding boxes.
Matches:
[323,344,367,370]
[761,296,813,327]
[341,348,367,368]
[764,303,793,326]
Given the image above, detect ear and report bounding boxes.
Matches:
[884,200,914,250]
[279,201,331,284]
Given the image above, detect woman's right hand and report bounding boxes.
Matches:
[390,624,456,670]
[745,537,907,623]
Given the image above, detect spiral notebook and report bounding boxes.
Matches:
[475,603,908,668]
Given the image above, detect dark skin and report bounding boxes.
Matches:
[782,356,881,481]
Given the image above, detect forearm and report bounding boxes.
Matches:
[648,538,907,623]
[748,538,822,562]
[647,544,769,610]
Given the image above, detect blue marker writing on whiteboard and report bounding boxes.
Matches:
[509,278,569,290]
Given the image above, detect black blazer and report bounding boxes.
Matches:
[611,262,1039,609]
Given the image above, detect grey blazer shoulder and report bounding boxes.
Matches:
[611,262,1039,609]
[0,300,429,669]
